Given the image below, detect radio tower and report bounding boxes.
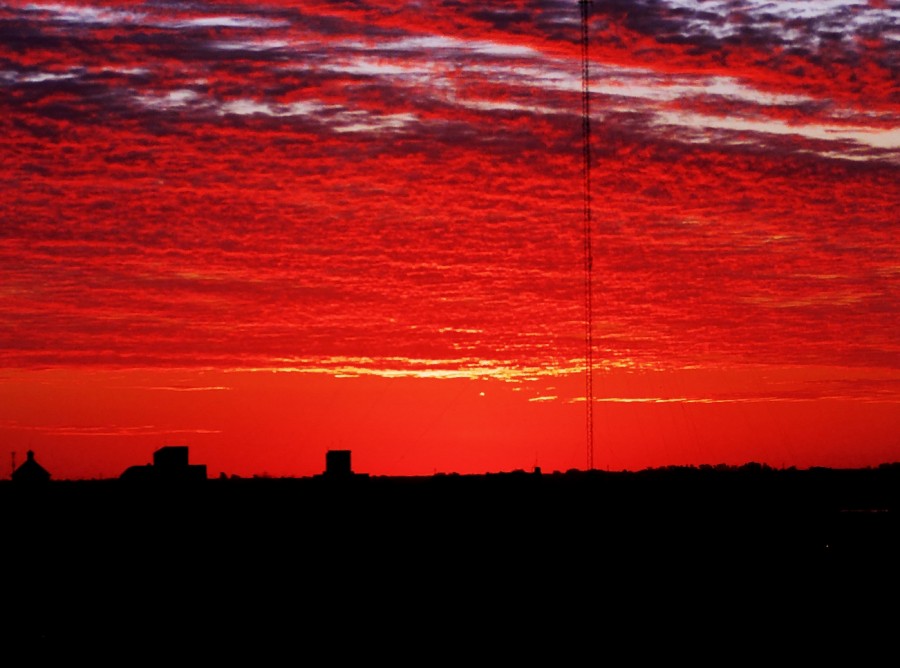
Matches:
[580,0,594,471]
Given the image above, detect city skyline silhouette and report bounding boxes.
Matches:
[7,444,899,649]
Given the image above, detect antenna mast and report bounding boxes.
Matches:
[580,0,594,470]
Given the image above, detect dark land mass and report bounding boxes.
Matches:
[4,464,900,652]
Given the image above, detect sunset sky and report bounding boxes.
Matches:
[1,0,898,480]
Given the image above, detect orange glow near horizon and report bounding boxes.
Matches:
[1,1,898,480]
[2,364,898,480]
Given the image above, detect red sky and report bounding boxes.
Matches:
[1,0,898,480]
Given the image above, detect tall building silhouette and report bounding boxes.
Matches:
[325,450,352,477]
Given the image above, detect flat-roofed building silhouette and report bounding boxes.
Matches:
[120,445,207,482]
[154,445,190,472]
[325,449,352,477]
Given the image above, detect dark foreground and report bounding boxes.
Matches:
[4,466,900,652]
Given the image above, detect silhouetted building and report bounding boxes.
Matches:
[154,445,190,471]
[11,450,51,483]
[120,445,207,482]
[325,450,352,477]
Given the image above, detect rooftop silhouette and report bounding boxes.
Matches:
[119,445,208,482]
[4,448,898,649]
[11,449,50,484]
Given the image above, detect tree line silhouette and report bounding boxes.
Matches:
[6,447,898,649]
